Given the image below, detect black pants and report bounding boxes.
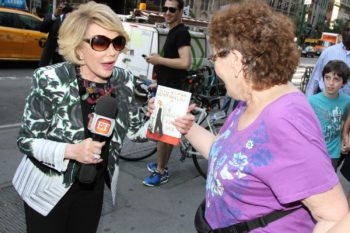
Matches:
[154,108,163,136]
[340,153,350,182]
[331,158,342,171]
[24,178,104,233]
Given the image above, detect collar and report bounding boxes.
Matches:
[341,43,350,54]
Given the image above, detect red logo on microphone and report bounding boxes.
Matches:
[95,118,112,136]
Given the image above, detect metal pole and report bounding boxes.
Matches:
[53,0,57,13]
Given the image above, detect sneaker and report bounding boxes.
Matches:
[147,162,168,174]
[143,170,169,187]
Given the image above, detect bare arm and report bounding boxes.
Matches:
[342,112,350,153]
[184,123,217,159]
[302,183,350,233]
[174,105,216,159]
[146,45,192,70]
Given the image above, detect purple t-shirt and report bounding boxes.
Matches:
[205,92,338,232]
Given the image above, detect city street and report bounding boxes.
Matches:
[0,61,206,233]
[0,58,349,233]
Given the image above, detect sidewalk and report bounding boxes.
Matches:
[0,126,206,233]
[98,154,205,233]
[2,62,350,232]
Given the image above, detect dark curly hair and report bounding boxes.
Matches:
[208,0,299,90]
[322,60,350,85]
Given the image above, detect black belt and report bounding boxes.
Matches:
[212,208,299,233]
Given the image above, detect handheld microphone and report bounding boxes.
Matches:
[78,96,118,184]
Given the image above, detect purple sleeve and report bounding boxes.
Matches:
[261,99,338,204]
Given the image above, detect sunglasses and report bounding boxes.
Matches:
[162,6,178,13]
[208,50,231,64]
[83,35,126,51]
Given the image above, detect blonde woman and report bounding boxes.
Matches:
[12,2,149,232]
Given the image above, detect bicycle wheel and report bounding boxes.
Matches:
[192,122,223,179]
[119,137,157,161]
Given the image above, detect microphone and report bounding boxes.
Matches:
[78,96,118,184]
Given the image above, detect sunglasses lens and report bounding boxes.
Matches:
[88,35,126,51]
[112,36,126,51]
[162,6,177,13]
[91,36,110,51]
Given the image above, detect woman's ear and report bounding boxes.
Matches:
[231,50,243,63]
[76,49,84,61]
[230,50,243,75]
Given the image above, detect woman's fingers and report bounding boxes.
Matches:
[174,114,195,134]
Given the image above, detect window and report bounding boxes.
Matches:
[0,12,12,27]
[18,14,41,30]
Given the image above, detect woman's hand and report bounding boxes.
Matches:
[65,138,105,164]
[174,103,196,135]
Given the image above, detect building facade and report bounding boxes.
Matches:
[27,0,349,33]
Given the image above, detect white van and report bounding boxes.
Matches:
[115,21,211,82]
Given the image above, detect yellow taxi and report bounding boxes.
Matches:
[0,7,47,61]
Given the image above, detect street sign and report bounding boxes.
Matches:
[0,0,27,10]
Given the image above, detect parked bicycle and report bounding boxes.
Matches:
[120,90,226,180]
[119,85,157,161]
[179,94,226,178]
[120,67,229,178]
[183,65,226,98]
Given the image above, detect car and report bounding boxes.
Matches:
[0,7,47,61]
[300,45,316,58]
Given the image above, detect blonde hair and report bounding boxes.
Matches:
[58,1,130,65]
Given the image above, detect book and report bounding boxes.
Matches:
[146,85,192,145]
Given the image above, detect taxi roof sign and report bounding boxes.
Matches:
[0,0,27,10]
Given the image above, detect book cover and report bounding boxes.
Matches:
[146,85,192,145]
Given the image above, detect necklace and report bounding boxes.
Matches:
[75,66,114,105]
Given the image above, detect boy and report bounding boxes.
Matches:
[308,60,350,170]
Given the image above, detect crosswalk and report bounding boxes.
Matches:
[292,66,307,90]
[0,66,312,91]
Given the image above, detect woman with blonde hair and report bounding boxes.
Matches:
[12,2,149,232]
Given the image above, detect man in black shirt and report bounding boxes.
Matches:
[38,0,73,67]
[143,0,191,186]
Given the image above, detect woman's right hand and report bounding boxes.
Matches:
[65,138,105,164]
[174,103,196,135]
[145,97,155,117]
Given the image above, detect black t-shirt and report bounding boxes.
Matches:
[156,23,191,90]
